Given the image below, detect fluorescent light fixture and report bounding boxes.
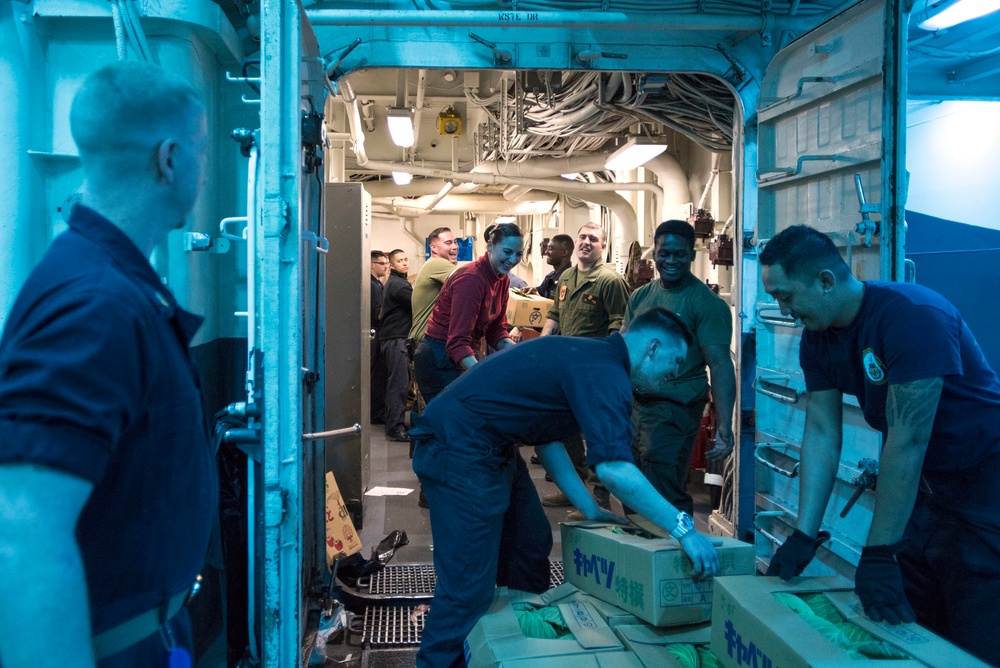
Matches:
[604,136,667,171]
[494,215,516,224]
[917,0,1000,30]
[386,107,415,147]
[515,201,548,214]
[560,173,581,180]
[391,171,412,185]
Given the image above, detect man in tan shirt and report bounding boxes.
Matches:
[409,227,459,345]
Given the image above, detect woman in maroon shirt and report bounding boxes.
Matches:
[414,222,524,403]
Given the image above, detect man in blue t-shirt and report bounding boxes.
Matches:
[410,307,722,668]
[0,62,216,667]
[760,225,1000,665]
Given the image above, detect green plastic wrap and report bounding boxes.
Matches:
[698,645,723,668]
[606,526,658,539]
[773,592,911,661]
[666,643,700,668]
[512,603,572,640]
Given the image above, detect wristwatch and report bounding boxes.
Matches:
[669,511,695,540]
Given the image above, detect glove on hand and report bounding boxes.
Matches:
[766,529,831,580]
[855,542,916,625]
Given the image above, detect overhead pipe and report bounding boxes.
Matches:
[362,179,477,198]
[338,77,368,166]
[374,194,526,219]
[697,152,722,211]
[424,181,455,213]
[413,69,427,150]
[306,9,816,33]
[361,159,663,202]
[473,155,612,178]
[643,152,692,223]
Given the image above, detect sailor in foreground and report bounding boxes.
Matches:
[0,62,215,667]
[411,306,721,668]
[762,225,1000,666]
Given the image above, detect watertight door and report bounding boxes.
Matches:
[752,0,907,578]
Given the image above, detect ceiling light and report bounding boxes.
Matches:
[494,216,516,224]
[604,136,667,172]
[917,0,1000,30]
[386,107,414,147]
[391,171,412,185]
[560,173,581,180]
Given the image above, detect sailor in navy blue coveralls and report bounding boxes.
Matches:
[0,61,216,668]
[410,321,721,668]
[0,205,218,665]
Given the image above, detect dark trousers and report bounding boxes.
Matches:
[413,436,551,668]
[562,430,590,483]
[381,338,409,434]
[370,337,386,423]
[898,453,1000,666]
[630,397,706,515]
[413,336,461,405]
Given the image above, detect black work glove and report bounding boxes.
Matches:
[855,542,916,625]
[766,529,831,580]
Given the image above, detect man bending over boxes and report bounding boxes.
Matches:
[409,306,721,668]
[761,225,1000,666]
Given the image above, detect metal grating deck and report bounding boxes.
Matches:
[366,560,564,596]
[359,561,566,647]
[362,604,426,647]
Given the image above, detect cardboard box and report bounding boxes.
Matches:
[506,291,552,328]
[324,471,362,565]
[561,522,755,627]
[542,582,642,628]
[615,622,713,668]
[710,575,992,668]
[464,587,628,668]
[499,652,645,668]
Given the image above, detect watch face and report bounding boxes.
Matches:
[678,512,694,531]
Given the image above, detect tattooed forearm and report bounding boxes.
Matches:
[886,377,943,434]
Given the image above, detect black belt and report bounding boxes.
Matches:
[632,392,686,407]
[92,589,190,660]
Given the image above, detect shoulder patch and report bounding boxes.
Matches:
[559,284,567,301]
[862,348,887,385]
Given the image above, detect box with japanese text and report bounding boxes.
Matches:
[561,522,754,626]
[506,290,552,328]
[464,587,629,668]
[710,575,991,668]
[324,471,362,565]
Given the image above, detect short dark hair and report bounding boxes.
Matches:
[428,227,452,244]
[485,221,524,245]
[388,249,406,262]
[758,225,850,282]
[624,307,692,345]
[654,220,695,251]
[371,250,386,260]
[550,234,574,250]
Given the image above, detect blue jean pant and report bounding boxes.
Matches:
[412,435,552,667]
[413,337,461,405]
